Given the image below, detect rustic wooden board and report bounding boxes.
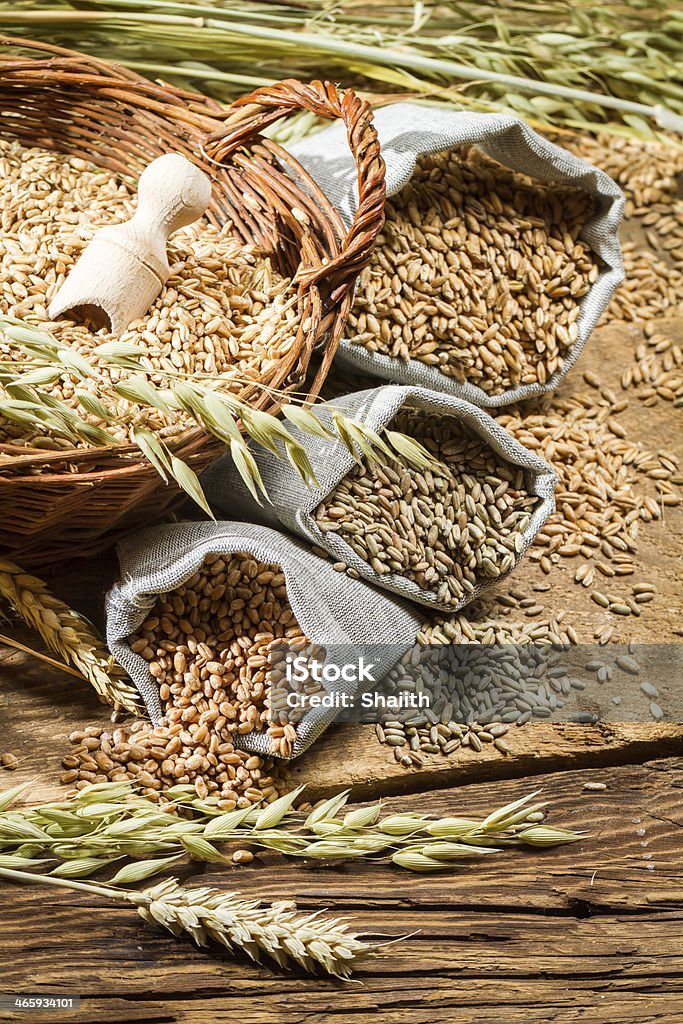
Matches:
[2,758,682,1023]
[1,236,682,1021]
[4,626,683,804]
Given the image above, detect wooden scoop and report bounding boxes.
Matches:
[48,153,212,335]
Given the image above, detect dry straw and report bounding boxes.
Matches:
[0,558,140,713]
[2,1,681,138]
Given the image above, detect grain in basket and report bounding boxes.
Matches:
[0,54,387,567]
[0,138,301,452]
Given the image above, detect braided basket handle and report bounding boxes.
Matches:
[203,80,385,294]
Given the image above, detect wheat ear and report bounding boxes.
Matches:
[0,558,141,714]
[0,867,377,978]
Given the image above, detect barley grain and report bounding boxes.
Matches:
[316,406,539,607]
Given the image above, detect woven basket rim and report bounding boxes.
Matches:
[0,37,386,485]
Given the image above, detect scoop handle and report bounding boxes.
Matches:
[134,153,212,240]
[47,153,212,334]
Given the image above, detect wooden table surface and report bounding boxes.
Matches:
[3,311,683,1017]
[3,687,683,1024]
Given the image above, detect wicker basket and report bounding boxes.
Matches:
[0,37,385,569]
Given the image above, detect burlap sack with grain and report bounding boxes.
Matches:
[202,385,557,613]
[105,520,420,759]
[290,103,624,407]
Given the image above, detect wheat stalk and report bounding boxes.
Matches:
[138,877,377,976]
[0,781,583,974]
[0,865,378,978]
[0,560,141,714]
[0,1,681,138]
[0,632,90,680]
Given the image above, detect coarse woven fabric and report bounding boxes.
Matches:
[202,384,557,612]
[290,103,624,407]
[105,520,421,758]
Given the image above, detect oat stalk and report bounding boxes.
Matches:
[0,866,377,978]
[0,560,141,714]
[0,783,584,875]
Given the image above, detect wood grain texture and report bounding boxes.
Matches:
[1,293,682,1022]
[1,759,682,1024]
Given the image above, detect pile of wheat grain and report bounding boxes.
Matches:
[63,553,324,804]
[346,146,598,394]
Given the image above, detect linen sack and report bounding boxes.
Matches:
[290,102,625,407]
[202,384,557,613]
[105,520,421,759]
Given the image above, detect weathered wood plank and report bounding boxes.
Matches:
[3,909,683,1021]
[3,633,683,803]
[1,207,682,1024]
[2,759,682,1023]
[285,719,683,799]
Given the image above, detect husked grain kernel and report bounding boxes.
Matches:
[232,849,254,864]
[348,146,598,395]
[63,554,325,803]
